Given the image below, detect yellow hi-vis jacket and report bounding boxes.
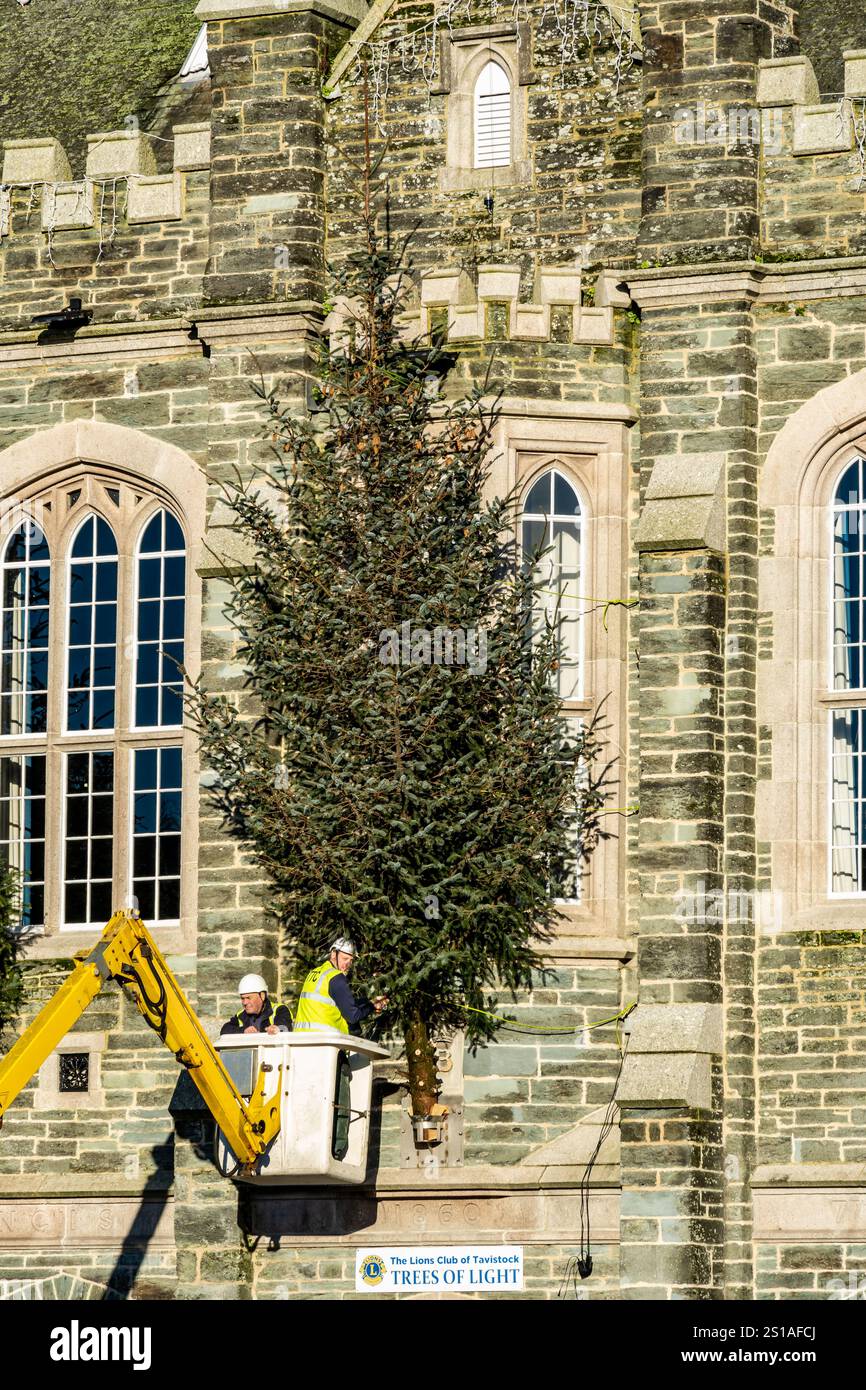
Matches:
[294,962,349,1033]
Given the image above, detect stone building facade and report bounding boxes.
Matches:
[0,0,865,1300]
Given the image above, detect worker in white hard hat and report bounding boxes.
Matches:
[220,973,293,1036]
[294,939,388,1035]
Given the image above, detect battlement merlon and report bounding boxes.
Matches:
[756,52,866,156]
[0,125,211,234]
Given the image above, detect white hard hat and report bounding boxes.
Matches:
[330,938,357,957]
[238,974,268,995]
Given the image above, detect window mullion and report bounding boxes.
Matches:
[44,743,63,931]
[40,507,63,932]
[114,529,134,920]
[115,738,132,920]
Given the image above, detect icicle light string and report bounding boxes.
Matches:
[11,173,160,269]
[850,97,866,191]
[362,0,640,128]
[822,94,866,190]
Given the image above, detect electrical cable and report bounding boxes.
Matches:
[575,1026,629,1287]
[474,994,635,1295]
[463,1000,635,1036]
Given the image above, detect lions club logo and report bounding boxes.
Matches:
[359,1254,387,1287]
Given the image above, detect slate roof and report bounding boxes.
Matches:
[798,0,866,97]
[0,0,202,173]
[1,0,863,182]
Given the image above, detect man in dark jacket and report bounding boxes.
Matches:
[294,939,388,1034]
[220,973,293,1036]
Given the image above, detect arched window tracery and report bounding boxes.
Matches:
[0,479,189,931]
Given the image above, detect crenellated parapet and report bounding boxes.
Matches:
[0,124,211,242]
[757,51,866,157]
[387,264,627,347]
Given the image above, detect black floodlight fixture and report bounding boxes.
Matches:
[30,297,93,332]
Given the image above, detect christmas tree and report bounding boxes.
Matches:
[192,188,610,1121]
[0,868,27,1038]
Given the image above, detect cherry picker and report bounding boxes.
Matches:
[0,909,281,1170]
[0,909,386,1184]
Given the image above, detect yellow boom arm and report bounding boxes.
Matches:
[0,910,281,1169]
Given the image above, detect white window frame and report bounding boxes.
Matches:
[0,518,51,740]
[521,465,586,704]
[132,508,187,734]
[474,59,512,169]
[128,743,184,928]
[521,468,588,906]
[828,455,866,898]
[63,512,119,737]
[60,747,117,934]
[758,374,866,932]
[0,475,195,938]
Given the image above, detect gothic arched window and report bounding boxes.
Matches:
[831,456,866,893]
[66,515,118,733]
[0,519,50,927]
[1,519,50,737]
[521,467,585,903]
[135,509,186,729]
[474,60,511,169]
[521,467,583,701]
[0,478,189,932]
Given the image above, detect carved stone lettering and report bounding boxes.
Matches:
[0,1203,66,1246]
[0,1198,174,1250]
[241,1188,618,1245]
[753,1188,866,1241]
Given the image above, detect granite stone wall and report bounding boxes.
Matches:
[2,0,866,1304]
[325,0,642,286]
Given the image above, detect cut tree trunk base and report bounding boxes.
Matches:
[404,1013,440,1119]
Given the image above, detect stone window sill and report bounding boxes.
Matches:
[752,1162,866,1187]
[789,900,866,933]
[24,923,193,961]
[439,161,531,193]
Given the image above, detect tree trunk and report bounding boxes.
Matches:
[404,1012,439,1118]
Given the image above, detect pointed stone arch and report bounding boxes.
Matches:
[759,366,866,932]
[0,418,204,956]
[762,366,866,509]
[0,420,207,570]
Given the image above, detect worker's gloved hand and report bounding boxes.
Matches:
[373,996,389,1014]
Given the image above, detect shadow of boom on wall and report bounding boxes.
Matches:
[102,1140,175,1301]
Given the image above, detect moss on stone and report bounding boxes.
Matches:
[0,0,200,171]
[799,0,866,97]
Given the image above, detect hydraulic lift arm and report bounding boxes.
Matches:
[0,910,281,1169]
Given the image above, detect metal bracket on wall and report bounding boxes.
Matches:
[400,1096,464,1170]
